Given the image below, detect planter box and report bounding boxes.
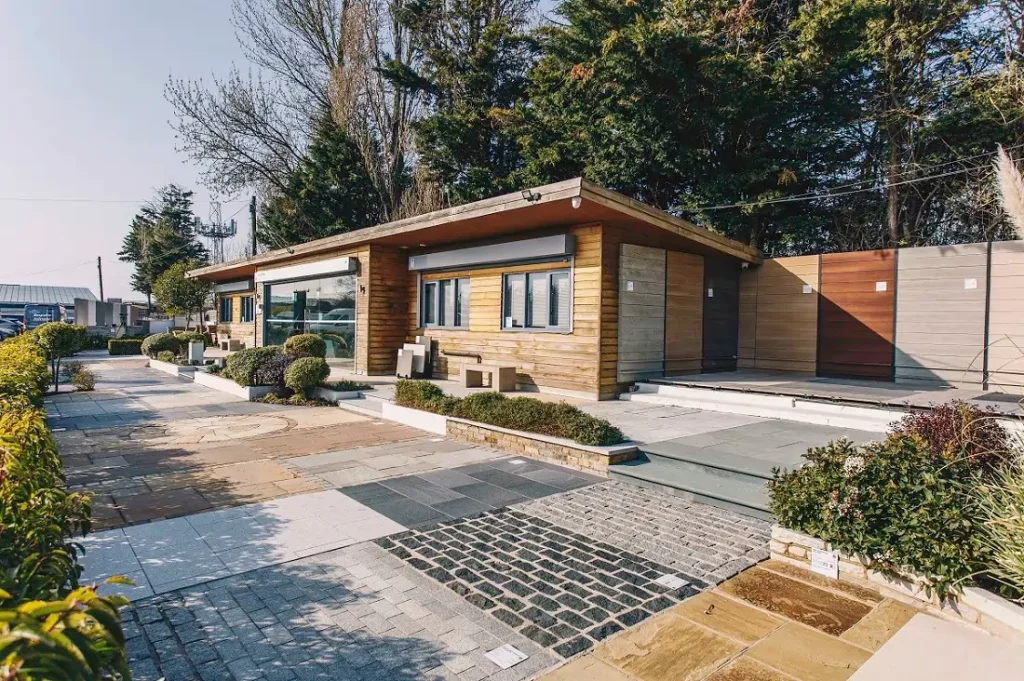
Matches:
[148,358,198,378]
[771,525,1024,644]
[381,402,449,436]
[192,370,275,400]
[310,386,363,402]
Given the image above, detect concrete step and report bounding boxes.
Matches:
[609,455,771,520]
[639,441,782,482]
[622,383,898,432]
[336,395,384,418]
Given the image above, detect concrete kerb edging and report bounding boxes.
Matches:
[191,370,275,400]
[309,386,363,402]
[147,358,199,378]
[770,525,1024,644]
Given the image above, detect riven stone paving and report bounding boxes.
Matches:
[376,509,702,659]
[124,542,558,681]
[339,458,603,528]
[515,481,771,585]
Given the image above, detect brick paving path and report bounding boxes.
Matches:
[517,481,771,585]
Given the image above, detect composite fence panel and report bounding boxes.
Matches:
[665,251,704,375]
[737,266,758,369]
[817,249,896,380]
[894,243,988,388]
[617,243,666,383]
[752,255,820,374]
[702,258,741,372]
[987,240,1024,394]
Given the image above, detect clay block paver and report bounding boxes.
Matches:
[718,567,873,637]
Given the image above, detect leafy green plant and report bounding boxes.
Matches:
[394,380,625,446]
[32,323,86,393]
[0,336,49,404]
[107,339,143,356]
[156,350,177,364]
[284,357,330,396]
[69,368,95,392]
[254,353,297,389]
[976,448,1024,602]
[140,332,182,358]
[321,380,371,391]
[283,333,327,358]
[224,346,281,386]
[174,330,208,347]
[769,434,990,600]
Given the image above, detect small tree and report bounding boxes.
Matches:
[33,323,83,393]
[153,259,212,331]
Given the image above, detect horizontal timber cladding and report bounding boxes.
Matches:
[894,242,988,388]
[985,241,1024,394]
[737,266,758,369]
[665,251,704,375]
[750,255,820,374]
[366,245,410,375]
[406,224,603,397]
[817,249,896,380]
[616,243,667,383]
[702,258,740,372]
[215,289,257,350]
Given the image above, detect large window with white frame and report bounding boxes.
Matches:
[422,277,470,329]
[502,269,571,331]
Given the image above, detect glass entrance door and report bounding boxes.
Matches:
[264,274,356,365]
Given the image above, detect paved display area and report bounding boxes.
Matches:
[339,459,603,528]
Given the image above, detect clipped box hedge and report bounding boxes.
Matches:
[394,380,625,447]
[108,338,144,356]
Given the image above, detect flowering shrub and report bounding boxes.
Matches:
[892,401,1008,471]
[769,434,990,600]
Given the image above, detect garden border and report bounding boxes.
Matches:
[147,358,199,378]
[192,369,275,400]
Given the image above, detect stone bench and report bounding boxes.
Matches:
[462,363,517,392]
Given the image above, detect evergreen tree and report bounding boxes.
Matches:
[118,185,207,309]
[259,117,380,247]
[387,0,536,204]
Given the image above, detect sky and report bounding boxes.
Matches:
[0,2,253,301]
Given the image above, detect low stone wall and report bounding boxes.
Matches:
[148,359,198,378]
[770,525,1024,644]
[446,419,637,475]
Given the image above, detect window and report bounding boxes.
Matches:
[219,297,233,323]
[421,277,470,328]
[263,275,356,361]
[240,296,254,323]
[502,269,571,331]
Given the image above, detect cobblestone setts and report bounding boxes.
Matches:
[376,508,702,659]
[515,481,772,585]
[124,542,557,681]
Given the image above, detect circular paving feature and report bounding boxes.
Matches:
[128,414,293,445]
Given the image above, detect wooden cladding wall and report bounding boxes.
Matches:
[616,243,667,383]
[366,245,409,374]
[407,224,603,397]
[986,241,1024,393]
[215,289,257,349]
[739,255,820,374]
[702,258,740,372]
[894,243,988,388]
[665,252,704,374]
[817,249,896,380]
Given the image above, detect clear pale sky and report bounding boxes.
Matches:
[0,2,252,300]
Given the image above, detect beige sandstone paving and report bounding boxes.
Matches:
[747,623,871,681]
[839,599,918,652]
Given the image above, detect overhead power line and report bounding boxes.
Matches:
[0,196,247,205]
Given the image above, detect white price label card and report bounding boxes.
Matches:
[802,284,812,294]
[810,548,839,579]
[653,574,689,590]
[485,645,528,669]
[626,281,634,291]
[875,281,887,292]
[964,278,977,290]
[707,288,714,298]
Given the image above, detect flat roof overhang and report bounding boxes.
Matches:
[189,178,761,282]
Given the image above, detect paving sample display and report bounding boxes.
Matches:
[701,258,741,373]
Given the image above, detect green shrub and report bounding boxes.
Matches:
[284,357,331,395]
[283,333,327,358]
[82,334,113,350]
[141,332,182,358]
[156,350,177,363]
[768,435,989,600]
[393,380,625,446]
[224,346,281,386]
[0,335,49,404]
[32,322,85,393]
[70,367,96,392]
[108,338,143,355]
[174,330,208,347]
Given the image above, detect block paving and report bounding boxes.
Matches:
[377,508,703,659]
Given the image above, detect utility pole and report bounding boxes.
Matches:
[97,256,105,302]
[249,195,257,257]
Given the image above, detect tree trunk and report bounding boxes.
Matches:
[887,143,900,244]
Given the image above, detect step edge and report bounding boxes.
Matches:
[610,463,769,513]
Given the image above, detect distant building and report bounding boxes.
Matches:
[0,284,98,324]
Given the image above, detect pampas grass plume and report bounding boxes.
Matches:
[996,144,1024,240]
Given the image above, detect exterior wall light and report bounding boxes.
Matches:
[571,196,582,209]
[521,189,541,202]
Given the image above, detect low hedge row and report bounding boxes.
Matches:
[0,339,129,676]
[108,338,144,355]
[394,380,625,447]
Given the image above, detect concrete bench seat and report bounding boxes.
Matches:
[462,363,517,392]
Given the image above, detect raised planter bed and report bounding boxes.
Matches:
[310,386,363,402]
[192,370,275,400]
[770,525,1024,644]
[148,358,199,378]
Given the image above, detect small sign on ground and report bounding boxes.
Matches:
[485,644,529,669]
[811,547,839,579]
[653,574,689,590]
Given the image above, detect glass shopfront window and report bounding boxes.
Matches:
[264,274,356,364]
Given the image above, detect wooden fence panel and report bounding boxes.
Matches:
[665,251,704,375]
[751,255,819,374]
[987,241,1024,394]
[617,243,666,383]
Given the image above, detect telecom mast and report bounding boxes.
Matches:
[194,201,237,264]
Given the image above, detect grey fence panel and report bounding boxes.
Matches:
[617,243,666,383]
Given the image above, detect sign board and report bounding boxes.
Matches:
[964,278,978,290]
[484,645,528,670]
[802,284,813,294]
[810,548,839,579]
[707,288,714,298]
[653,574,689,590]
[626,281,634,292]
[875,281,887,292]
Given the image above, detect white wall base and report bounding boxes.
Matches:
[148,359,198,378]
[380,402,449,435]
[193,370,274,400]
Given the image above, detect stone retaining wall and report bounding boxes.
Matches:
[446,420,637,474]
[771,525,1024,644]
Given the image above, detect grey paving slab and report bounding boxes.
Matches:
[125,542,558,681]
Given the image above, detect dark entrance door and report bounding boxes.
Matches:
[702,259,740,372]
